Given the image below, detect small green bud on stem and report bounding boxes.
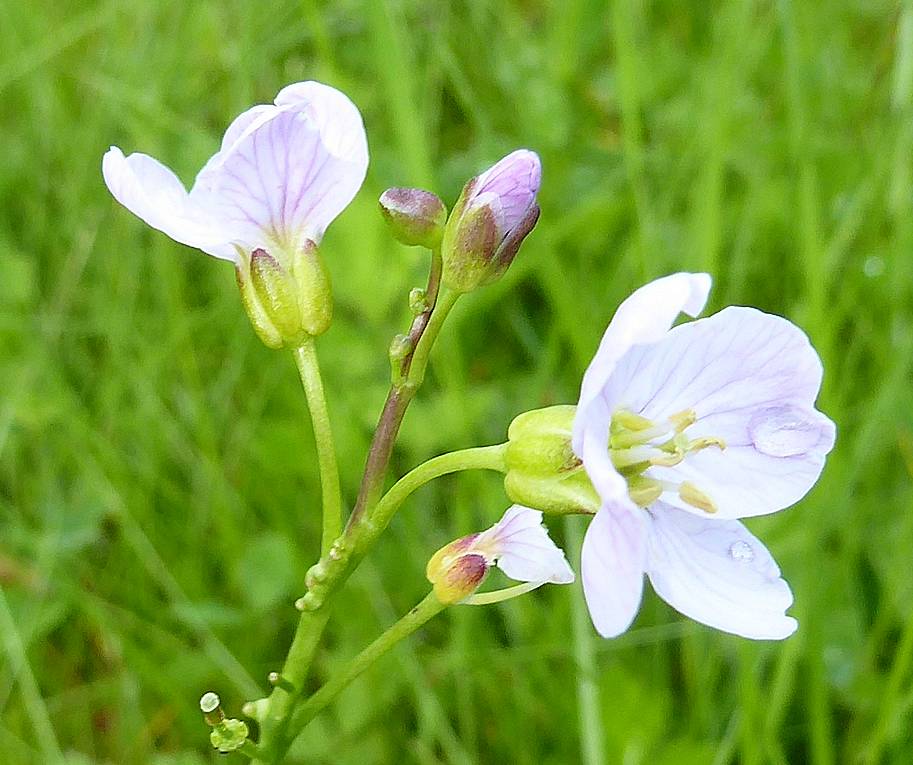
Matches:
[379,187,448,248]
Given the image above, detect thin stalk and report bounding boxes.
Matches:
[348,286,458,529]
[255,443,504,760]
[293,340,343,554]
[286,593,446,740]
[256,608,331,761]
[369,442,507,532]
[565,516,606,765]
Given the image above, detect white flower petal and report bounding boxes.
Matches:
[581,505,647,637]
[219,104,275,153]
[101,147,234,261]
[274,81,369,165]
[190,86,368,254]
[613,307,835,518]
[477,505,575,584]
[578,398,630,504]
[646,503,797,640]
[573,272,711,457]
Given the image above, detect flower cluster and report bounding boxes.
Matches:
[104,83,836,713]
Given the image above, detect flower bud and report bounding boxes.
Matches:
[379,187,448,248]
[426,535,489,604]
[200,692,251,754]
[504,405,600,515]
[236,241,332,348]
[441,150,541,292]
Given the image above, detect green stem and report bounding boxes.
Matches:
[256,609,330,761]
[255,444,504,760]
[258,287,461,760]
[405,287,457,388]
[565,516,606,765]
[286,592,446,741]
[370,442,507,533]
[348,286,458,529]
[293,340,343,554]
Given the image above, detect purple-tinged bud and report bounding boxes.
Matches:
[379,187,448,248]
[426,534,490,604]
[441,150,541,292]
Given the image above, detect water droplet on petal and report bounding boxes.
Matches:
[749,405,826,457]
[728,540,754,563]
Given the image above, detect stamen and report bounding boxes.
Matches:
[462,580,545,605]
[679,481,718,514]
[687,436,726,453]
[648,447,685,467]
[669,408,697,433]
[611,446,659,468]
[628,476,663,507]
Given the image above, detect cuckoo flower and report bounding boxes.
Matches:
[102,81,368,345]
[572,273,835,639]
[441,149,541,292]
[426,505,574,604]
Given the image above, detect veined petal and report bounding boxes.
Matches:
[581,505,647,637]
[469,149,541,235]
[573,273,711,456]
[102,147,234,261]
[646,503,797,640]
[274,81,369,165]
[476,505,575,584]
[190,81,368,255]
[615,307,835,518]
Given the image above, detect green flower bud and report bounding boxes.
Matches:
[379,187,447,248]
[504,405,600,515]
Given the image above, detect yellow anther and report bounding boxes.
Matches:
[628,476,664,507]
[669,408,697,433]
[687,436,726,453]
[679,481,718,514]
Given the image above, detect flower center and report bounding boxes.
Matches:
[608,408,725,512]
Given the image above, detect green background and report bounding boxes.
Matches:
[2,0,912,763]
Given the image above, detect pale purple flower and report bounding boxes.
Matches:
[573,273,835,639]
[102,81,368,264]
[426,505,574,603]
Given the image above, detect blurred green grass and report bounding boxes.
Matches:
[1,0,912,762]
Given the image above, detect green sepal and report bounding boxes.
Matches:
[504,405,600,515]
[251,248,303,340]
[290,240,332,337]
[236,261,284,349]
[440,179,501,293]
